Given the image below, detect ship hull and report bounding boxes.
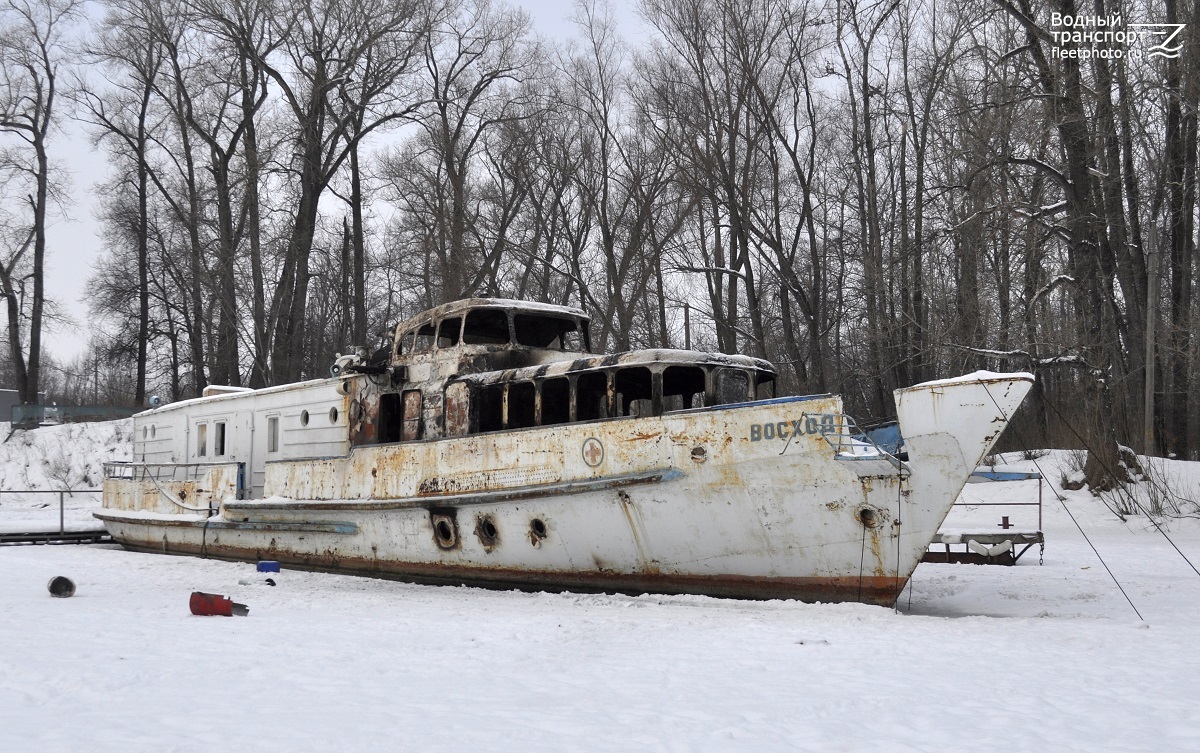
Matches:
[99,374,1032,605]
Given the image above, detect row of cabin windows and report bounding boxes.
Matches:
[184,367,765,454]
[378,365,773,441]
[193,409,340,458]
[398,310,588,355]
[194,421,228,457]
[473,365,769,434]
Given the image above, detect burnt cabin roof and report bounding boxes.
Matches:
[454,349,776,385]
[390,298,589,335]
[389,299,775,383]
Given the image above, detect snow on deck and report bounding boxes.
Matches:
[909,369,1035,388]
[3,446,1200,751]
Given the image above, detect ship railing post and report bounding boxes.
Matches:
[59,490,64,535]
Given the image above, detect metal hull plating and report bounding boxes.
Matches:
[100,374,1032,605]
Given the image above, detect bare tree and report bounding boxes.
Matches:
[408,0,540,300]
[0,0,77,405]
[261,0,428,383]
[76,0,169,405]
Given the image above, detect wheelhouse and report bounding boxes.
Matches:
[389,299,593,370]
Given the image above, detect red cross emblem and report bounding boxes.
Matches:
[582,437,604,467]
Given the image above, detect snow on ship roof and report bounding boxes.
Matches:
[455,348,775,383]
[133,377,339,417]
[392,298,589,333]
[909,370,1035,389]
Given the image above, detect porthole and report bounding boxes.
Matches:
[142,426,148,440]
[858,507,883,529]
[431,512,458,550]
[476,515,499,550]
[329,407,339,423]
[300,410,310,426]
[150,425,156,438]
[529,518,548,546]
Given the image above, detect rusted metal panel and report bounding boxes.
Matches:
[100,513,912,604]
[102,462,242,515]
[401,390,422,441]
[444,382,469,437]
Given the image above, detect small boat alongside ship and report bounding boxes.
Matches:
[98,298,1032,605]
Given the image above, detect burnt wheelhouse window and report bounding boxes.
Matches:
[615,367,653,417]
[514,314,585,351]
[662,365,707,412]
[399,329,416,355]
[477,382,504,433]
[380,393,402,442]
[463,309,510,345]
[575,371,608,421]
[714,368,751,405]
[437,317,462,348]
[755,370,776,399]
[507,382,536,429]
[540,377,570,425]
[378,391,425,442]
[413,322,436,352]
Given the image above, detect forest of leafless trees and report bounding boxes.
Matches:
[0,0,1197,474]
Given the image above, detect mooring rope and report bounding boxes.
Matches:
[895,472,904,612]
[1039,395,1200,579]
[143,464,212,513]
[140,464,215,557]
[858,522,867,603]
[981,383,1146,621]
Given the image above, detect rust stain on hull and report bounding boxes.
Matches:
[115,538,909,606]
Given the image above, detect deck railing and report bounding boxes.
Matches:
[807,413,906,470]
[103,461,242,484]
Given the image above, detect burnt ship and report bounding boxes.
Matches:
[98,298,1032,604]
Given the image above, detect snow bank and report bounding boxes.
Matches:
[0,419,131,491]
[0,419,131,532]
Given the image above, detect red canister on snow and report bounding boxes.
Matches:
[189,591,249,616]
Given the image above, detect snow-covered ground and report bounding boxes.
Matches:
[3,424,1200,752]
[0,420,130,533]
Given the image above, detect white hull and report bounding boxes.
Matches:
[100,373,1032,604]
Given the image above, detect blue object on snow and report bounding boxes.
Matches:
[257,560,281,573]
